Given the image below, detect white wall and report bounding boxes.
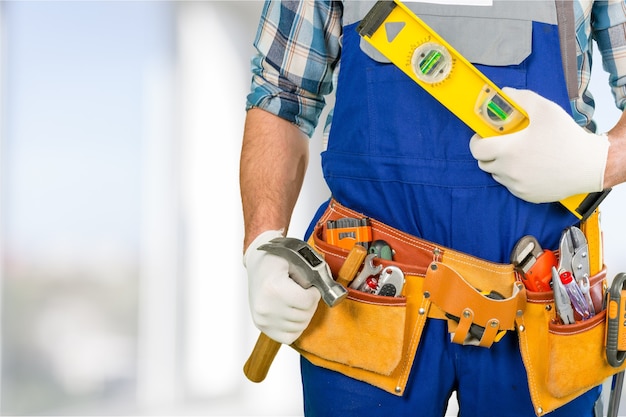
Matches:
[177,2,317,415]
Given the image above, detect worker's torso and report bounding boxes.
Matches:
[320,1,576,262]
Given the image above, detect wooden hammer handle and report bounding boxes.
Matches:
[244,332,281,383]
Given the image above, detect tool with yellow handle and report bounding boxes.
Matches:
[336,244,368,287]
[357,0,610,221]
[606,273,626,368]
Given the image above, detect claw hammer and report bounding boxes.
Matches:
[243,237,349,382]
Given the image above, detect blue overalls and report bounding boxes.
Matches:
[300,3,602,416]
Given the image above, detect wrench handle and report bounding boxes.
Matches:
[244,332,282,383]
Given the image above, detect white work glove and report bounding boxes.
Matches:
[244,230,321,345]
[469,87,610,203]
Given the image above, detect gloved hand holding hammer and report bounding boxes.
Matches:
[470,87,611,203]
[244,229,321,345]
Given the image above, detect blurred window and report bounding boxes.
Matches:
[0,1,175,414]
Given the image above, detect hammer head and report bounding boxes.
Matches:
[258,237,347,307]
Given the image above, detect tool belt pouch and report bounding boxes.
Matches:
[293,231,425,395]
[518,267,626,416]
[292,200,523,396]
[423,261,526,348]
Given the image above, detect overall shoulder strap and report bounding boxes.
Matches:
[555,0,579,100]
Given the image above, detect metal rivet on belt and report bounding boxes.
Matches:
[424,291,430,299]
[395,386,401,393]
[517,309,523,317]
[490,320,498,328]
[519,325,525,332]
[430,264,438,271]
[537,407,543,415]
[545,305,552,311]
[418,308,426,315]
[462,310,471,319]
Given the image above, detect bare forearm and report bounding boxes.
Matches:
[605,110,626,189]
[240,108,309,251]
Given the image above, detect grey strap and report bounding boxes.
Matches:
[556,0,579,100]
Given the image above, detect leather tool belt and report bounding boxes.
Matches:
[292,199,626,416]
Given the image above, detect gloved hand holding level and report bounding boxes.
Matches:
[244,229,321,345]
[469,87,610,203]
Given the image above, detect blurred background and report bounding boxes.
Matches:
[0,1,624,416]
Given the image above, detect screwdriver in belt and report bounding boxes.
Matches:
[336,244,368,287]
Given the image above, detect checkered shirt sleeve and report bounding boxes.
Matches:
[574,0,626,129]
[246,1,342,137]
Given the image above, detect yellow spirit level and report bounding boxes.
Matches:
[357,0,610,220]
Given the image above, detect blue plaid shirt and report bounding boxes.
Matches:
[247,0,626,138]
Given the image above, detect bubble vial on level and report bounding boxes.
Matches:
[486,94,513,122]
[419,49,443,75]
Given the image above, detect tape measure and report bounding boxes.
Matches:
[357,0,610,220]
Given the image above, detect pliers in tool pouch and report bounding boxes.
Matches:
[560,226,594,313]
[553,226,595,324]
